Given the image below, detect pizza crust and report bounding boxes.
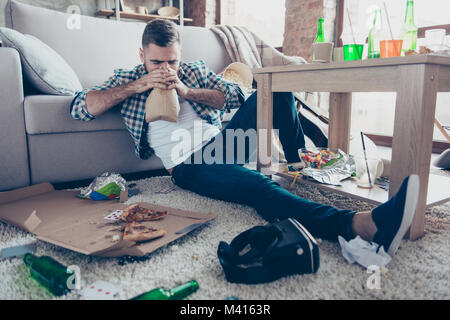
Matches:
[121,204,168,222]
[123,222,166,242]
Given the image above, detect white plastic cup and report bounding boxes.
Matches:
[425,29,446,51]
[353,153,384,189]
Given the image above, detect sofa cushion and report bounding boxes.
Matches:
[0,27,82,95]
[6,0,232,88]
[27,131,164,184]
[24,95,125,135]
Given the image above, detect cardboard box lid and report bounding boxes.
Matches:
[0,183,217,257]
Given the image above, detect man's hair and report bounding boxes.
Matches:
[142,19,181,48]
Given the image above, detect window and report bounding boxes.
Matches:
[340,0,450,145]
[220,0,286,47]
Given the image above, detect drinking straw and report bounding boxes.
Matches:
[383,2,394,40]
[346,8,357,45]
[360,132,373,187]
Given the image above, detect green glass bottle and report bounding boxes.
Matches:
[368,8,385,59]
[314,18,325,43]
[131,280,199,300]
[400,0,418,54]
[23,253,74,296]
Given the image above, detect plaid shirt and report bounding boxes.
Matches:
[71,60,245,159]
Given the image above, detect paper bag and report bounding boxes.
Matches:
[145,88,180,123]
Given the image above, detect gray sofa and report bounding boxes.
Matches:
[0,0,232,191]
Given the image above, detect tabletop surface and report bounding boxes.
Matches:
[253,54,450,74]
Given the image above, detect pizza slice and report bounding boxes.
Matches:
[121,204,168,222]
[123,222,166,242]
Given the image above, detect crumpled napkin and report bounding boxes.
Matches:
[338,236,391,268]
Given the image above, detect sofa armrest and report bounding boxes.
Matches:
[0,47,30,191]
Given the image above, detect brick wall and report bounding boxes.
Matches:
[185,0,206,26]
[185,0,218,27]
[283,0,337,62]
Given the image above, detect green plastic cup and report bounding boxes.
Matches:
[343,44,364,61]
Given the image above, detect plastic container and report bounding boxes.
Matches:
[380,40,403,58]
[343,44,364,61]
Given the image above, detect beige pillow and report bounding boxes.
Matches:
[145,88,180,123]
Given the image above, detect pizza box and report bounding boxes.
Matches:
[0,182,217,257]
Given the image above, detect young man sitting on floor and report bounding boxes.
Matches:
[71,20,420,257]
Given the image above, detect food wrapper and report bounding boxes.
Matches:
[338,236,392,268]
[287,149,355,186]
[78,172,127,200]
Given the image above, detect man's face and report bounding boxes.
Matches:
[140,42,181,73]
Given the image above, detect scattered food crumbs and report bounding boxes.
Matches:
[380,266,388,276]
[192,254,198,260]
[415,281,422,289]
[171,245,179,251]
[111,235,121,242]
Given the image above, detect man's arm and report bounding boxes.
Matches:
[165,66,241,110]
[173,86,225,110]
[184,88,225,109]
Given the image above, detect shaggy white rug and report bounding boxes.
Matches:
[0,175,449,300]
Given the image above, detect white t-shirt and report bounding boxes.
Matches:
[147,97,221,169]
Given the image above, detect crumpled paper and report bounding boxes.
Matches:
[338,235,391,268]
[79,172,127,200]
[301,150,355,186]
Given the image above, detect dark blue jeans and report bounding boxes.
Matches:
[172,92,356,241]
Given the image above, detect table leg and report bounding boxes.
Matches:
[391,64,439,240]
[255,74,273,173]
[329,93,352,153]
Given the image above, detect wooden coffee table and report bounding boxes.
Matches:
[253,55,450,240]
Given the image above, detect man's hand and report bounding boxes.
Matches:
[133,69,172,93]
[164,68,189,97]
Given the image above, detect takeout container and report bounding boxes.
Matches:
[222,62,253,89]
[312,42,334,63]
[292,148,356,186]
[0,183,217,257]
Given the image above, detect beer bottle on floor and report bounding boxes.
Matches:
[23,253,74,296]
[131,280,199,300]
[400,0,418,54]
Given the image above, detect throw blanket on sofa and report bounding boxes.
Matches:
[210,25,329,149]
[210,25,307,69]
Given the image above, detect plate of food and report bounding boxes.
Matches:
[284,148,355,186]
[298,148,343,169]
